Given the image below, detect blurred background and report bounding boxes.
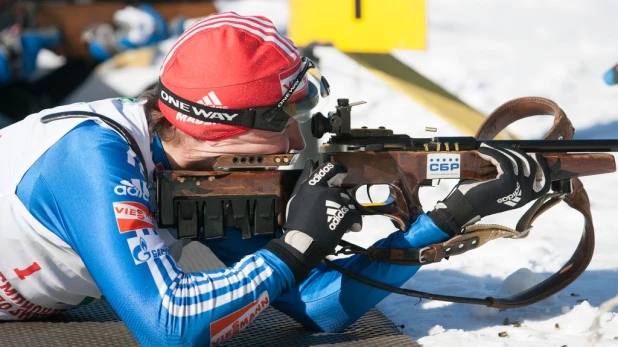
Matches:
[2,1,618,346]
[3,0,618,137]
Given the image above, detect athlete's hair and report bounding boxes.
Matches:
[140,86,182,145]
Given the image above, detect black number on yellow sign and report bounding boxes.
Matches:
[355,0,361,19]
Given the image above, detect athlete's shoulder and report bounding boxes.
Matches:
[31,97,146,120]
[89,97,148,119]
[52,97,147,149]
[63,120,127,150]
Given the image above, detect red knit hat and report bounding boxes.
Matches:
[158,12,308,141]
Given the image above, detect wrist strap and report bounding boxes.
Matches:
[263,239,312,285]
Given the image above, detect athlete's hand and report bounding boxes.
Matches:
[264,160,362,284]
[428,143,551,235]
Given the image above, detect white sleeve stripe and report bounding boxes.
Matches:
[201,254,261,280]
[148,256,173,297]
[160,253,182,282]
[171,258,267,296]
[156,253,258,288]
[161,260,274,317]
[146,254,274,317]
[160,255,265,291]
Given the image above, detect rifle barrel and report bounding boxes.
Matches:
[432,137,618,153]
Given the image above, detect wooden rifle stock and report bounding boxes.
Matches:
[157,151,616,234]
[156,169,300,239]
[329,151,617,230]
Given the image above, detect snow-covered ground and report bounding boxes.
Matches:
[47,0,618,345]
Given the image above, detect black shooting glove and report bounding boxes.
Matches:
[264,160,363,284]
[428,143,551,236]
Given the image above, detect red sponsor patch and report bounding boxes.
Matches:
[113,201,156,233]
[278,59,307,97]
[210,291,270,346]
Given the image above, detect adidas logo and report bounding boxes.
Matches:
[114,178,150,202]
[197,91,227,109]
[173,91,238,125]
[497,182,522,206]
[326,200,350,230]
[309,163,335,185]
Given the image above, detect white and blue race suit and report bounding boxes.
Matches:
[0,98,450,346]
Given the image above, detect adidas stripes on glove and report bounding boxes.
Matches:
[429,143,551,236]
[264,161,362,284]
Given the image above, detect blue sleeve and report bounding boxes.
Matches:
[16,121,296,346]
[203,229,274,267]
[273,214,450,332]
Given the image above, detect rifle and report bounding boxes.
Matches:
[156,96,618,310]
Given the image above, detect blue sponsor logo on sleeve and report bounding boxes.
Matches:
[127,233,169,265]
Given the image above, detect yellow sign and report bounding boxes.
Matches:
[288,0,426,52]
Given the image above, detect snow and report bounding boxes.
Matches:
[49,0,618,345]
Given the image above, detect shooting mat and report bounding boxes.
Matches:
[0,241,418,346]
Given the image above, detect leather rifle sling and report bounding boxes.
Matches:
[327,97,595,309]
[472,96,594,309]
